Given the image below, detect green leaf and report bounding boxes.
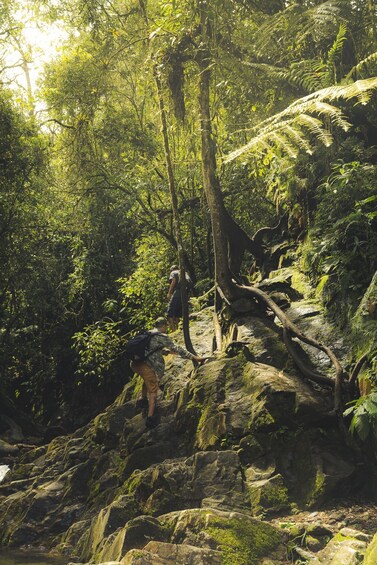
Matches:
[353,413,370,441]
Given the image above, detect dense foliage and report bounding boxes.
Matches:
[0,0,376,426]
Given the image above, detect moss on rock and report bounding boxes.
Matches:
[205,516,284,565]
[248,474,290,515]
[364,532,377,564]
[195,405,226,449]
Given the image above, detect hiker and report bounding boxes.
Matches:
[131,317,206,429]
[166,265,192,332]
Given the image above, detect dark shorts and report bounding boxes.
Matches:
[167,290,182,317]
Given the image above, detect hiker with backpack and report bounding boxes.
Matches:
[127,317,206,429]
[166,265,193,332]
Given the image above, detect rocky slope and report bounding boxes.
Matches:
[0,271,376,564]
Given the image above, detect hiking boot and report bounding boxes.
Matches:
[136,397,149,413]
[145,416,157,429]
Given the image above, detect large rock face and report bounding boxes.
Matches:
[0,289,371,564]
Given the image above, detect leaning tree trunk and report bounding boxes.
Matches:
[154,68,196,354]
[197,2,268,288]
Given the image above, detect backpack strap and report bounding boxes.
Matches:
[144,332,163,358]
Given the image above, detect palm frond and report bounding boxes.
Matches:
[225,77,377,163]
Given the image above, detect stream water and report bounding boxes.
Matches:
[0,551,68,565]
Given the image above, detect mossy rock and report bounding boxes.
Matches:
[139,541,222,564]
[92,404,136,449]
[248,473,290,515]
[195,405,227,449]
[273,429,355,508]
[205,514,285,565]
[85,495,140,558]
[159,508,286,565]
[174,393,202,438]
[96,514,168,563]
[237,435,265,466]
[364,531,377,564]
[236,317,289,370]
[310,527,370,565]
[55,519,91,558]
[143,488,184,517]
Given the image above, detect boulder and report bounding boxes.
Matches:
[309,527,370,565]
[0,439,19,457]
[248,473,290,515]
[123,541,222,564]
[159,507,287,564]
[364,531,377,564]
[96,515,168,563]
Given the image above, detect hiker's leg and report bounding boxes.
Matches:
[167,290,181,332]
[141,381,147,398]
[140,364,159,417]
[147,392,157,417]
[167,316,175,332]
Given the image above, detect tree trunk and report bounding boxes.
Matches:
[197,3,234,299]
[154,68,196,354]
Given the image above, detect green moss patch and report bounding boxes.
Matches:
[206,517,283,565]
[364,532,377,564]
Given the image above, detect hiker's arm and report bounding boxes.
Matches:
[163,335,206,363]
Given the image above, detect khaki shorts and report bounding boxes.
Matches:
[131,361,159,394]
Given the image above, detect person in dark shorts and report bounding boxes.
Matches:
[167,265,181,331]
[166,265,192,331]
[131,317,206,429]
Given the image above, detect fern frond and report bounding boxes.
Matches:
[224,77,377,163]
[253,1,344,57]
[241,60,325,94]
[268,132,299,159]
[295,114,333,147]
[326,23,347,84]
[226,135,272,163]
[324,77,377,104]
[284,125,314,155]
[242,61,288,83]
[346,52,377,81]
[252,3,302,57]
[295,1,343,44]
[285,60,327,93]
[306,101,351,130]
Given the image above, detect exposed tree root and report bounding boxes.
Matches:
[233,282,348,411]
[282,328,335,387]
